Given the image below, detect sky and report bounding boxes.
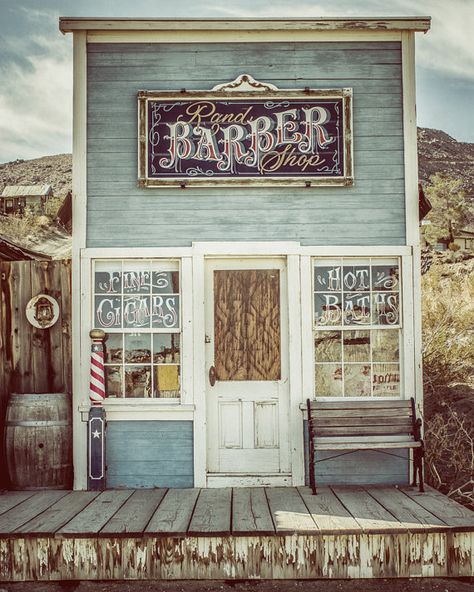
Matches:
[0,0,473,162]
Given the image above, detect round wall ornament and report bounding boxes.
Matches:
[26,294,60,329]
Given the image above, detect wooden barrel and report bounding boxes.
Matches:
[5,393,72,490]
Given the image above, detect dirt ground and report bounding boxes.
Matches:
[1,579,473,592]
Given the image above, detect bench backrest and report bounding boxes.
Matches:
[307,399,416,439]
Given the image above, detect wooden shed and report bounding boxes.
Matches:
[60,17,431,492]
[0,185,53,214]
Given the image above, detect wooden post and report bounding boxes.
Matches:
[88,329,106,491]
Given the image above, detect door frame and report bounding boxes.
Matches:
[191,243,304,487]
[204,257,290,480]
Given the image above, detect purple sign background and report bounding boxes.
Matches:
[147,98,345,180]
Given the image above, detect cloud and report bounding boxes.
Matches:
[204,0,474,82]
[0,45,72,161]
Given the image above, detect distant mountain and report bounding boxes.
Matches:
[418,127,474,204]
[0,154,72,198]
[0,128,473,204]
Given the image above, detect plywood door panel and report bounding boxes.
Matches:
[214,269,281,381]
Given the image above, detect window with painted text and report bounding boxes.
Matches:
[93,259,181,399]
[313,258,401,397]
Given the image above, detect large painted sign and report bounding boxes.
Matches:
[138,75,353,187]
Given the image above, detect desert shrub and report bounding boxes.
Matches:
[424,406,474,510]
[44,195,64,218]
[422,262,474,395]
[422,259,474,508]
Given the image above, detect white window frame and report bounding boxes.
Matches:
[80,248,195,410]
[300,246,415,402]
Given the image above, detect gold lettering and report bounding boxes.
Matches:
[182,101,216,127]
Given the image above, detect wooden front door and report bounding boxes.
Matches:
[205,258,290,482]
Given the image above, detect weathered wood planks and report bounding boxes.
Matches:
[0,486,472,580]
[0,491,68,534]
[145,488,199,535]
[187,488,231,535]
[232,488,275,535]
[100,489,167,536]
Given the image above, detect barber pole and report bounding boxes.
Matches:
[88,328,107,490]
[90,328,106,404]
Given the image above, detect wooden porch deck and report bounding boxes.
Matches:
[0,485,473,581]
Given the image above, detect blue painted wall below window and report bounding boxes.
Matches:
[106,420,194,488]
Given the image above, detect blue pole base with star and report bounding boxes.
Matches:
[88,405,106,490]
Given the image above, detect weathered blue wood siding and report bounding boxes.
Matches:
[303,420,409,486]
[86,41,405,247]
[106,421,193,488]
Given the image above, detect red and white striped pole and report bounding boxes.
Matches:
[89,328,106,405]
[88,329,106,490]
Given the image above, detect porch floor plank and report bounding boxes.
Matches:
[367,486,448,532]
[145,488,200,535]
[298,486,361,534]
[57,489,134,535]
[401,485,474,530]
[100,489,167,536]
[188,488,232,535]
[0,491,36,516]
[331,486,407,533]
[232,487,275,535]
[265,486,319,533]
[0,490,68,534]
[15,491,99,536]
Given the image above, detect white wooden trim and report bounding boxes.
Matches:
[72,31,88,490]
[401,255,416,398]
[287,255,304,485]
[412,246,424,415]
[60,17,430,33]
[300,246,411,256]
[86,30,404,44]
[193,241,301,256]
[206,474,292,488]
[402,31,420,247]
[180,257,194,406]
[82,247,193,259]
[300,255,314,405]
[192,254,207,487]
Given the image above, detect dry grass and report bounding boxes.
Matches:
[422,258,474,508]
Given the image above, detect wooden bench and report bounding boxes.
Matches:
[306,398,424,494]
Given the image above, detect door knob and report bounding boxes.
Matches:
[209,365,217,387]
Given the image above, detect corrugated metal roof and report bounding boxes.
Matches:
[1,185,52,198]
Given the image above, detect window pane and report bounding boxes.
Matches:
[373,363,400,396]
[125,365,152,397]
[95,296,122,329]
[151,295,180,329]
[105,366,122,397]
[105,333,123,363]
[154,365,180,398]
[123,296,151,329]
[315,293,343,326]
[123,266,151,294]
[372,263,399,291]
[314,331,341,362]
[152,270,180,294]
[315,364,343,396]
[95,261,121,294]
[124,333,151,363]
[343,330,370,362]
[314,265,342,292]
[344,364,371,396]
[343,293,371,325]
[153,333,181,364]
[372,330,399,362]
[342,265,370,291]
[372,292,400,325]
